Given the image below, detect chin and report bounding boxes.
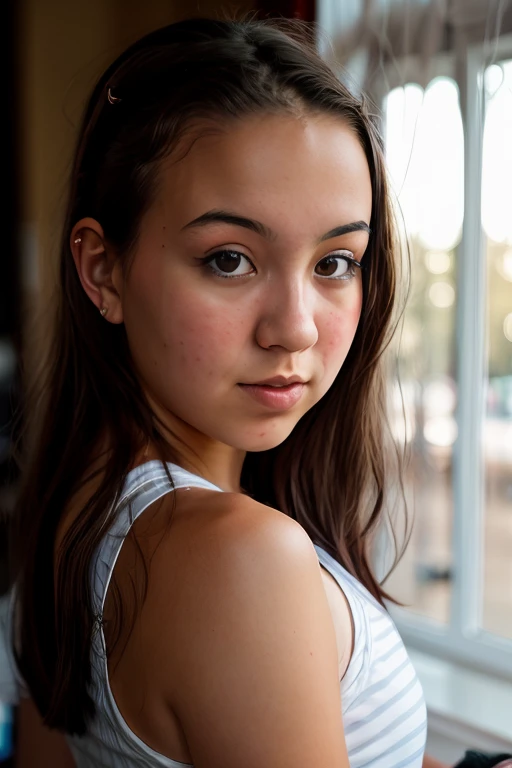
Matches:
[242,437,288,453]
[234,419,300,454]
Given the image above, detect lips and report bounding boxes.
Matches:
[246,375,306,387]
[238,381,306,410]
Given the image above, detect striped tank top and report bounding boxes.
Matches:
[63,461,427,767]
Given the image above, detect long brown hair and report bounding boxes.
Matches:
[12,17,407,736]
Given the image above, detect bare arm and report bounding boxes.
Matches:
[156,497,350,768]
[16,697,76,768]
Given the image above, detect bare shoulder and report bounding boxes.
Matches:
[180,488,311,541]
[194,490,318,562]
[175,492,354,680]
[207,491,326,595]
[149,488,320,587]
[147,490,349,768]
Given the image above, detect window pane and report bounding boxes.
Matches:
[383,79,464,623]
[482,60,512,639]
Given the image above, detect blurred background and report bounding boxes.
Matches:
[1,0,511,764]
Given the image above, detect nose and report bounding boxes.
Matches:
[255,279,319,353]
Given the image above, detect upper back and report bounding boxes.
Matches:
[66,460,349,768]
[64,460,426,768]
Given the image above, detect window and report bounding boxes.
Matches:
[317,1,512,681]
[386,41,512,680]
[383,76,463,627]
[383,49,512,679]
[481,59,512,639]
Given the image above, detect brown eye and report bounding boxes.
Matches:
[315,252,358,280]
[315,257,348,277]
[204,250,255,278]
[215,251,243,273]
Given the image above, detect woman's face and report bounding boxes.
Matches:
[118,114,372,456]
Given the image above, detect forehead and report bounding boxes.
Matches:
[151,114,372,234]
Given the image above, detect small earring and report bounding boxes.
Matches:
[74,235,82,244]
[100,307,108,317]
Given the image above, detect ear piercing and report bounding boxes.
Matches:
[73,234,108,318]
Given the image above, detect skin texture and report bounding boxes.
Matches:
[67,114,371,767]
[19,114,445,766]
[72,114,371,490]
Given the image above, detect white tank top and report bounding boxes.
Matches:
[5,460,427,767]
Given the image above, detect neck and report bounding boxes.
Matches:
[141,394,246,494]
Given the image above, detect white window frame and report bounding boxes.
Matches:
[389,31,512,684]
[317,3,512,683]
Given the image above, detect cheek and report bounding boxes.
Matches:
[322,294,363,361]
[152,288,249,374]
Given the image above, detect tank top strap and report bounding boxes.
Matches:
[91,461,223,619]
[314,544,382,707]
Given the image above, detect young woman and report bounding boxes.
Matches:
[9,16,436,768]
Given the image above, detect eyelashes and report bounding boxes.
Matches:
[314,254,362,280]
[199,249,362,281]
[201,250,255,278]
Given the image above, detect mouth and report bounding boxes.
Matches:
[245,375,307,387]
[237,380,306,410]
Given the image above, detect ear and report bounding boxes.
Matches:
[70,217,124,324]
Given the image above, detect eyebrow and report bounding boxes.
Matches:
[181,209,371,243]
